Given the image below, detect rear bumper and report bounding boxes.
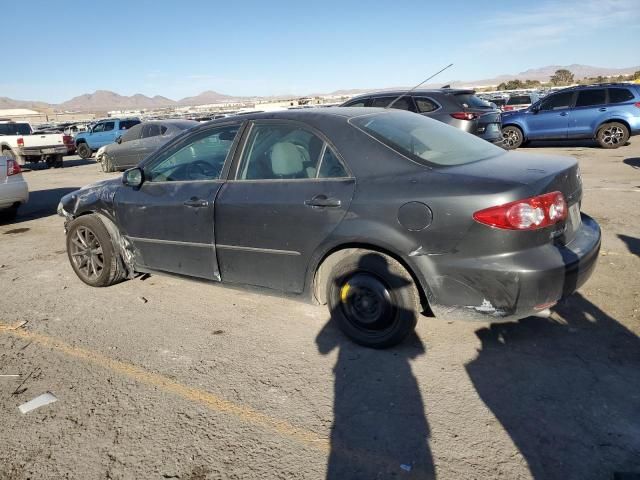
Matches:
[19,146,68,157]
[418,213,601,321]
[0,179,29,209]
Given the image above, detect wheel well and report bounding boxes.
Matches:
[312,243,432,315]
[502,123,524,137]
[75,139,87,146]
[596,119,631,135]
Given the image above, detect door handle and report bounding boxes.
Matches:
[183,197,209,208]
[559,112,568,116]
[598,107,607,112]
[305,195,341,208]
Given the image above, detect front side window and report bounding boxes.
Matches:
[142,124,162,138]
[351,110,504,167]
[92,123,105,133]
[539,91,574,111]
[608,88,635,104]
[146,124,239,182]
[344,99,367,107]
[237,123,345,180]
[575,89,606,107]
[120,124,143,142]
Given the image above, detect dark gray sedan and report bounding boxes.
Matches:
[58,108,600,348]
[100,120,198,172]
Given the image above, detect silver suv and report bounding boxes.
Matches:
[341,89,503,144]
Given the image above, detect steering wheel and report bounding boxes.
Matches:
[186,160,217,180]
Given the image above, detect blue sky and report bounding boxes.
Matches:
[3,0,639,102]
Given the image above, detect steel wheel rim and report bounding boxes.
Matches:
[503,128,520,147]
[602,126,624,146]
[70,226,104,280]
[339,273,396,333]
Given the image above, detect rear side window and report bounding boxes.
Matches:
[351,110,504,167]
[539,91,574,111]
[414,97,439,113]
[453,94,491,109]
[119,120,140,130]
[370,96,414,111]
[507,95,532,105]
[103,122,115,132]
[608,88,635,104]
[575,89,606,107]
[318,146,348,178]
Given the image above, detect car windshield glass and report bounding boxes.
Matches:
[0,123,31,135]
[454,93,492,109]
[351,111,504,167]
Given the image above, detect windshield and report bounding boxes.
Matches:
[0,123,32,135]
[350,110,504,167]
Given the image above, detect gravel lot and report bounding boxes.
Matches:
[1,141,639,480]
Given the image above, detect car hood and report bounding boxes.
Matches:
[59,177,121,218]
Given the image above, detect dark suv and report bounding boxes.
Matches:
[341,89,503,144]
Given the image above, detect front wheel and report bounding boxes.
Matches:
[76,143,92,159]
[101,153,115,173]
[327,250,419,348]
[502,126,524,150]
[66,215,125,287]
[596,122,629,149]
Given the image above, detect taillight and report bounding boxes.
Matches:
[7,159,21,176]
[17,137,24,147]
[63,134,73,145]
[450,112,479,121]
[473,191,567,230]
[634,102,640,109]
[503,106,514,111]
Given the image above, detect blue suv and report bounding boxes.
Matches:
[501,84,640,149]
[75,118,141,159]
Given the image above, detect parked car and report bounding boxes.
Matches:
[74,118,141,159]
[99,120,198,172]
[340,89,503,144]
[501,83,640,149]
[502,93,541,112]
[0,155,28,221]
[58,108,600,348]
[0,121,72,167]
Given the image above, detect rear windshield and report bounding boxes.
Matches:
[507,95,532,105]
[453,93,492,109]
[350,110,504,167]
[0,123,31,135]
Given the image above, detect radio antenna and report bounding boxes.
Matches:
[386,63,454,109]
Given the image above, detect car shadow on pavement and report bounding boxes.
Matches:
[618,234,640,257]
[623,157,640,169]
[466,293,640,479]
[316,255,435,479]
[21,158,94,171]
[1,187,79,225]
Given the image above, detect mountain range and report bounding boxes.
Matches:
[1,64,638,113]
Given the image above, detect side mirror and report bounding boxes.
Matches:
[122,167,144,188]
[116,136,122,144]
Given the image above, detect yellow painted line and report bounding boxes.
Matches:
[0,323,329,452]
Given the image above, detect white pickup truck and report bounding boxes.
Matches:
[0,121,73,168]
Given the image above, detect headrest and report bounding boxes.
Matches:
[271,142,305,176]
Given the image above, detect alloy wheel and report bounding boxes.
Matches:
[600,125,625,146]
[502,128,521,148]
[69,226,104,280]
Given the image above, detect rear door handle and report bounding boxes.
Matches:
[304,195,341,208]
[183,197,209,208]
[599,107,607,112]
[559,112,568,116]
